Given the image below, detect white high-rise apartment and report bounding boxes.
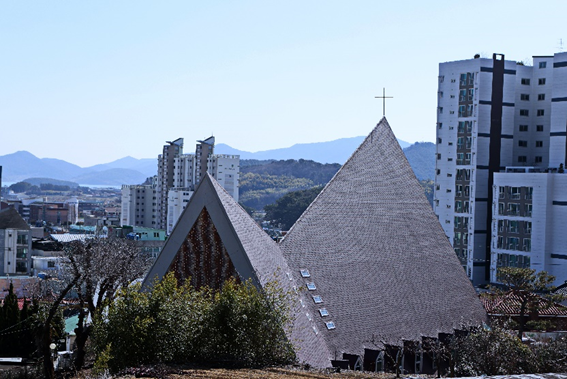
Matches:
[122,136,239,233]
[435,52,567,285]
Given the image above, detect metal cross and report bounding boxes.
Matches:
[375,88,393,117]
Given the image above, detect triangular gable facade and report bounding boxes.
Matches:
[280,118,487,360]
[142,173,331,367]
[144,118,486,369]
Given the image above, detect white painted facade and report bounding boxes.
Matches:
[491,170,567,285]
[166,188,194,234]
[120,184,157,227]
[435,52,567,285]
[208,154,240,202]
[1,229,32,275]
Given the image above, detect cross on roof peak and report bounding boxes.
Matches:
[375,88,393,117]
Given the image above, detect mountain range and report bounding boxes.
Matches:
[215,136,411,163]
[0,137,433,186]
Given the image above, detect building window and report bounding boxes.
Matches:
[455,201,462,212]
[539,78,546,85]
[538,93,545,101]
[17,234,28,245]
[438,123,443,129]
[437,154,441,160]
[537,109,545,116]
[525,204,533,217]
[525,187,533,200]
[537,125,544,132]
[438,107,443,114]
[518,140,528,147]
[518,156,527,163]
[535,156,543,163]
[520,94,529,101]
[507,237,520,250]
[536,141,543,147]
[508,220,519,233]
[539,61,547,69]
[521,78,530,85]
[523,239,531,252]
[519,109,529,116]
[519,125,528,132]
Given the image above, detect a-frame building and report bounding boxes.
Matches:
[143,118,486,370]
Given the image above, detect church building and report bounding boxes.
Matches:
[142,118,487,372]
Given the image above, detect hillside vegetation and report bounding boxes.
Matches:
[403,142,435,180]
[239,160,340,210]
[239,152,434,211]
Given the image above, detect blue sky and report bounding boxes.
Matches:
[1,1,565,167]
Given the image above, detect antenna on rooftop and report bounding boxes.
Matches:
[559,38,564,52]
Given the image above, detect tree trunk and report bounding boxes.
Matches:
[42,325,55,379]
[518,300,527,339]
[74,322,91,370]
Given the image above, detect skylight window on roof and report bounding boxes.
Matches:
[312,295,323,304]
[312,326,319,335]
[306,312,312,321]
[286,272,292,281]
[306,282,316,291]
[300,269,310,278]
[325,321,336,330]
[319,308,329,317]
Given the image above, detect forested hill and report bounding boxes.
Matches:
[241,159,341,185]
[238,160,339,210]
[403,142,435,180]
[238,153,434,211]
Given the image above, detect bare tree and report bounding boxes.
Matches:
[65,237,152,370]
[34,236,151,377]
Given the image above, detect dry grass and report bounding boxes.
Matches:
[107,366,402,379]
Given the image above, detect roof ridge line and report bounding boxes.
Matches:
[282,118,390,239]
[206,172,275,238]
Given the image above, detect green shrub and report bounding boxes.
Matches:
[92,273,295,371]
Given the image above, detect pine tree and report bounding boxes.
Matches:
[1,283,20,357]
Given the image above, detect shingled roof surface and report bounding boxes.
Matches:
[0,208,30,230]
[280,118,486,358]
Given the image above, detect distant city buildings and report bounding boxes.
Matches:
[121,136,239,234]
[435,52,567,285]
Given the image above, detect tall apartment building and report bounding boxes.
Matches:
[435,52,567,286]
[121,136,239,234]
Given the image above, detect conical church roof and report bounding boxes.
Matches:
[280,117,486,356]
[143,118,486,368]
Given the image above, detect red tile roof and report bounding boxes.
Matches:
[481,292,567,317]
